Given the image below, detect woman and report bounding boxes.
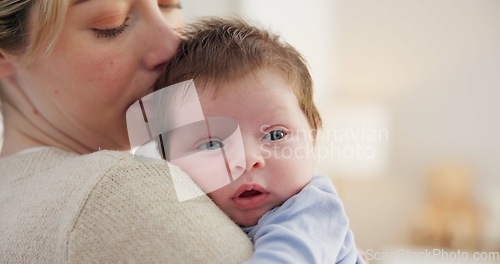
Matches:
[0,0,253,263]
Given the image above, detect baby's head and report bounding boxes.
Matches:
[157,17,322,135]
[155,17,322,226]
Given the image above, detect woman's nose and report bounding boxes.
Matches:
[142,15,180,71]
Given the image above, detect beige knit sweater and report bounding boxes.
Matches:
[0,148,253,263]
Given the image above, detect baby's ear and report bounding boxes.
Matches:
[0,49,16,78]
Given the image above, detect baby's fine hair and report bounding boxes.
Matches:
[156,17,322,134]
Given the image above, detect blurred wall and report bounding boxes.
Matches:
[334,0,500,250]
[182,0,240,20]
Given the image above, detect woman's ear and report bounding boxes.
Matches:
[0,49,16,78]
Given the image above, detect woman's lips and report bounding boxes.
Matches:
[231,183,269,209]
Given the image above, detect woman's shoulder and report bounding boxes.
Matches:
[83,150,190,202]
[69,150,254,263]
[1,148,253,263]
[22,149,253,263]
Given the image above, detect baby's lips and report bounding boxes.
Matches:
[232,183,267,198]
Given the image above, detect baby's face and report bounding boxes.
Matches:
[168,70,315,227]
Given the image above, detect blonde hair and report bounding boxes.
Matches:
[0,0,69,64]
[156,17,322,136]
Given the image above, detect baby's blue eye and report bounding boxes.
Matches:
[198,140,224,150]
[262,130,287,141]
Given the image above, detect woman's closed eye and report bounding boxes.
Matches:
[262,129,287,141]
[93,18,130,39]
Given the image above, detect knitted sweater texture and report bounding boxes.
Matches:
[0,148,253,263]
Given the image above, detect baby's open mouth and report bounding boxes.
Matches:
[239,190,263,198]
[232,184,269,209]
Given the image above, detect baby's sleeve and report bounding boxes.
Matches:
[244,175,360,264]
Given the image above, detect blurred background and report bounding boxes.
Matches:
[1,0,498,262]
[181,0,500,263]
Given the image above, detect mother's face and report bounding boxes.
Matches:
[8,0,182,150]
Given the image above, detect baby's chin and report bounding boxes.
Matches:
[231,198,288,227]
[233,212,265,227]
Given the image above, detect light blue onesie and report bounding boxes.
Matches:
[242,176,363,264]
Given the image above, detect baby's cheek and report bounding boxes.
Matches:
[207,188,230,208]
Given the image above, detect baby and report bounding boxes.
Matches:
[154,17,364,263]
